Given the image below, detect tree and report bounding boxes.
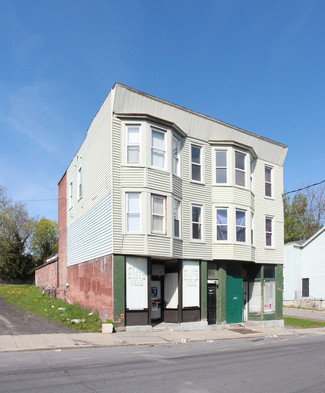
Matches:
[30,218,58,267]
[284,185,325,243]
[0,188,36,282]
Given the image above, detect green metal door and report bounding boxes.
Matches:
[226,275,243,323]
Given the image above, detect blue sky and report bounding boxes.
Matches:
[1,0,324,221]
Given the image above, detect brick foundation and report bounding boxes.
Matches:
[67,255,113,321]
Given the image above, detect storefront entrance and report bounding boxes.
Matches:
[151,278,163,323]
[207,284,216,324]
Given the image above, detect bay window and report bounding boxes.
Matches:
[126,193,141,232]
[192,204,203,240]
[151,129,165,169]
[216,208,228,241]
[215,150,227,184]
[235,151,246,187]
[191,145,202,182]
[127,126,140,164]
[152,195,166,234]
[236,209,246,242]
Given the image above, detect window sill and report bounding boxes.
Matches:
[190,239,205,244]
[190,180,205,186]
[264,196,275,201]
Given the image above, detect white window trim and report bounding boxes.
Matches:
[151,128,166,170]
[68,180,73,210]
[151,194,166,235]
[191,204,204,241]
[216,207,228,242]
[173,198,181,239]
[235,209,246,243]
[126,124,141,165]
[265,166,273,198]
[265,216,273,248]
[172,135,181,176]
[190,144,204,183]
[77,166,82,201]
[234,150,246,188]
[215,149,228,185]
[126,192,141,233]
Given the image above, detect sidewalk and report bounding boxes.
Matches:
[1,322,325,353]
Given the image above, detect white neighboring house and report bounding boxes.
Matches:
[284,227,325,308]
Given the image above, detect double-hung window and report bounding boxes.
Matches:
[152,195,166,234]
[126,193,141,232]
[173,199,180,238]
[151,129,165,169]
[265,166,272,197]
[216,208,228,241]
[127,126,140,164]
[215,150,227,184]
[172,136,180,175]
[236,209,246,242]
[265,217,272,246]
[77,167,83,200]
[191,145,202,182]
[235,151,246,187]
[192,204,203,240]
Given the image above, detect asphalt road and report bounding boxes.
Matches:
[0,296,80,335]
[1,334,325,393]
[283,307,325,321]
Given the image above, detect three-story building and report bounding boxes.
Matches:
[36,83,288,328]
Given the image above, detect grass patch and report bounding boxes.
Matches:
[0,284,102,332]
[284,316,325,329]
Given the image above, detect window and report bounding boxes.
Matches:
[236,209,246,242]
[152,195,166,234]
[215,150,227,183]
[68,181,73,209]
[235,151,246,187]
[127,126,140,164]
[191,145,202,182]
[172,135,180,175]
[216,208,228,241]
[77,167,82,200]
[265,166,272,197]
[265,217,272,246]
[126,193,141,232]
[302,278,309,297]
[151,129,165,169]
[192,204,203,240]
[251,212,254,245]
[173,199,180,238]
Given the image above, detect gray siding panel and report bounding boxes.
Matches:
[67,194,112,266]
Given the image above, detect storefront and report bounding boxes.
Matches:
[125,257,202,326]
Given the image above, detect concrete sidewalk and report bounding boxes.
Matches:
[1,322,325,353]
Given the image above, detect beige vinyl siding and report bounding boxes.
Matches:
[121,167,146,187]
[148,235,171,257]
[173,238,183,258]
[253,160,284,264]
[172,175,182,198]
[212,243,253,261]
[122,234,146,255]
[112,116,123,251]
[67,92,113,228]
[147,168,171,193]
[182,138,212,261]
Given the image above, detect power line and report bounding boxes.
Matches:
[283,179,325,196]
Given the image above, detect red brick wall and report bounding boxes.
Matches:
[35,261,57,289]
[67,255,113,321]
[57,172,68,298]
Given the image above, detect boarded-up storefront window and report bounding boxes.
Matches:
[182,261,200,308]
[126,257,148,310]
[164,273,178,309]
[248,281,261,312]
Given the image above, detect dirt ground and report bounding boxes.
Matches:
[0,296,80,335]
